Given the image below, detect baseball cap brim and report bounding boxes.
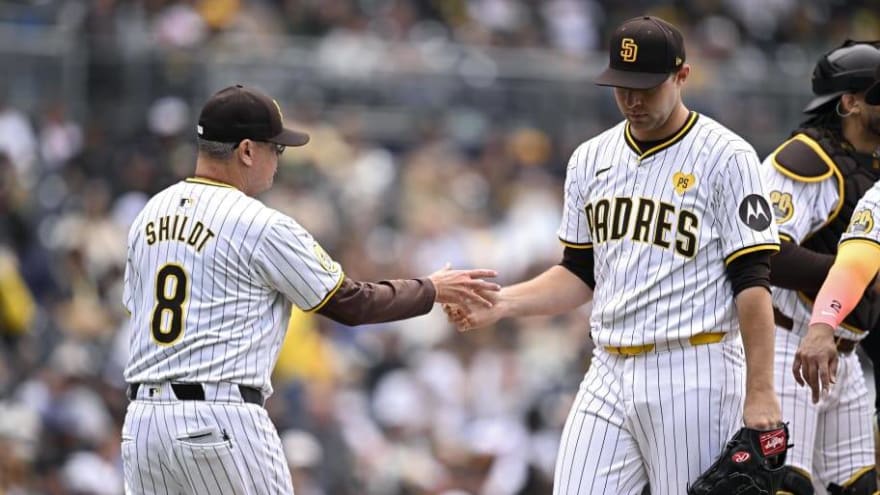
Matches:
[269,127,310,147]
[866,81,880,106]
[595,67,669,90]
[803,91,846,114]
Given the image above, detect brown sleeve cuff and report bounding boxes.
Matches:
[316,276,436,326]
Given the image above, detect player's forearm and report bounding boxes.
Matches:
[317,276,435,325]
[497,265,592,319]
[736,286,776,392]
[809,240,880,328]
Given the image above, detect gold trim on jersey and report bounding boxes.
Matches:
[840,466,875,488]
[624,111,699,161]
[723,243,780,265]
[559,239,593,249]
[770,134,845,231]
[777,232,793,242]
[185,177,236,189]
[769,134,835,183]
[839,237,880,253]
[304,272,346,313]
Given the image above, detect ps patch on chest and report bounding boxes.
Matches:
[672,172,696,195]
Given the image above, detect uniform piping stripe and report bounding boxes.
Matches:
[303,271,346,313]
[185,177,237,189]
[559,239,593,249]
[624,111,699,160]
[723,243,780,265]
[769,134,836,183]
[839,237,880,252]
[841,465,876,487]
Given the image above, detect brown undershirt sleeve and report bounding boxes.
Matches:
[725,251,771,296]
[768,240,835,292]
[559,246,596,289]
[316,276,436,326]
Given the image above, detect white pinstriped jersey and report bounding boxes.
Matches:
[841,180,880,250]
[758,137,864,340]
[763,139,876,487]
[123,177,344,396]
[558,112,779,348]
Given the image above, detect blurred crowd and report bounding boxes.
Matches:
[56,0,876,55]
[0,1,877,494]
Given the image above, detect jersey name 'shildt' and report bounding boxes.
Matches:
[123,178,343,396]
[144,214,217,253]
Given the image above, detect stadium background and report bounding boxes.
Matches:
[0,1,877,494]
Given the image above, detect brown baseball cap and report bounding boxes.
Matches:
[866,64,880,105]
[595,16,686,90]
[197,85,310,146]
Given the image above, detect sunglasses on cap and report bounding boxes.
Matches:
[233,140,286,156]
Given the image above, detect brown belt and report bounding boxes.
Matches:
[127,383,264,406]
[773,307,857,354]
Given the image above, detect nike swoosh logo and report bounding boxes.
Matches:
[595,167,612,177]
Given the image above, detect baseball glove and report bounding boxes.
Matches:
[687,424,790,495]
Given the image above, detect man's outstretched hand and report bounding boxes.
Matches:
[429,263,500,308]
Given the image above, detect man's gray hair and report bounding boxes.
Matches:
[197,138,236,160]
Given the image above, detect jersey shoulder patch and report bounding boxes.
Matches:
[770,133,834,182]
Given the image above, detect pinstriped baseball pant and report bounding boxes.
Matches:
[553,337,745,495]
[774,328,875,489]
[121,384,294,495]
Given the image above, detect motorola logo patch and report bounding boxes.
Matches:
[738,194,772,231]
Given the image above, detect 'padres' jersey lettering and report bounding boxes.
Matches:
[559,112,779,347]
[123,178,344,396]
[145,215,216,253]
[585,197,699,257]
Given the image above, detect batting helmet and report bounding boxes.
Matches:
[803,40,880,114]
[867,65,880,105]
